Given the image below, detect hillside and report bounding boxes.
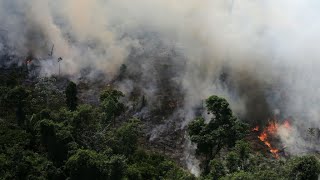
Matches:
[2,0,320,179]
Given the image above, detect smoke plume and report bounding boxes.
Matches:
[2,0,320,174]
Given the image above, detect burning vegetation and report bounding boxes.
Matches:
[2,0,320,179]
[252,118,292,158]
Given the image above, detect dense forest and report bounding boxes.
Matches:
[2,1,320,179]
[0,65,319,180]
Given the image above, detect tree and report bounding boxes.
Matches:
[234,140,251,170]
[127,149,194,180]
[0,121,31,151]
[31,77,63,111]
[287,156,320,180]
[0,150,62,180]
[188,95,248,173]
[71,104,100,147]
[226,151,240,173]
[220,171,255,180]
[66,81,78,111]
[39,119,73,164]
[253,170,281,180]
[207,159,226,180]
[100,87,125,125]
[6,86,29,126]
[106,118,141,156]
[65,149,127,180]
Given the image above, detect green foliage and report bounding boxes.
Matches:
[0,150,62,180]
[100,87,125,124]
[50,107,74,123]
[188,96,248,158]
[111,118,142,155]
[127,149,194,180]
[5,86,29,107]
[221,171,255,180]
[2,70,320,180]
[286,156,320,180]
[234,140,251,162]
[0,121,31,149]
[253,169,283,180]
[207,159,226,180]
[188,95,248,174]
[66,81,78,111]
[71,104,101,147]
[30,77,64,112]
[39,119,74,164]
[226,151,240,173]
[5,86,29,126]
[231,140,251,171]
[217,151,320,180]
[0,86,10,118]
[65,149,127,180]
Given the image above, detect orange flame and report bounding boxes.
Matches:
[258,130,279,158]
[254,120,291,158]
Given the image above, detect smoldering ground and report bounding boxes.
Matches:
[1,0,320,174]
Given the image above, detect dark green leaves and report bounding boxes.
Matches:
[188,96,248,160]
[66,149,127,180]
[65,81,78,111]
[100,87,125,124]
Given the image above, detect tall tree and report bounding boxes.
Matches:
[66,81,78,111]
[39,119,73,164]
[71,104,100,147]
[188,95,248,173]
[6,86,29,126]
[100,87,124,125]
[107,118,142,156]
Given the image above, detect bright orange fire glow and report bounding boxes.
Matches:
[254,119,291,158]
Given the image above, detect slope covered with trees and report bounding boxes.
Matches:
[187,96,320,179]
[0,69,319,180]
[0,70,193,180]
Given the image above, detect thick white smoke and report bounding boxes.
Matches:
[2,0,320,174]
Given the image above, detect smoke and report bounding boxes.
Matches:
[2,0,320,174]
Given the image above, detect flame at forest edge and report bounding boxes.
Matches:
[252,119,292,158]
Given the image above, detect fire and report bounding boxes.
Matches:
[258,129,279,158]
[254,119,291,158]
[266,121,278,135]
